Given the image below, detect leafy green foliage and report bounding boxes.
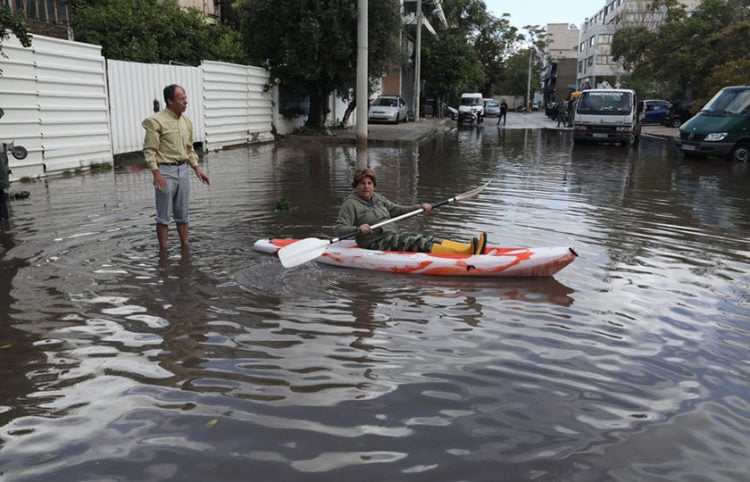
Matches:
[1,5,32,58]
[68,0,248,65]
[238,0,401,128]
[422,0,530,106]
[422,32,486,103]
[494,48,541,101]
[612,0,750,103]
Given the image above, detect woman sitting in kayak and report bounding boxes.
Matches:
[334,168,486,254]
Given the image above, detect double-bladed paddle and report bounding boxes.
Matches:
[277,181,491,268]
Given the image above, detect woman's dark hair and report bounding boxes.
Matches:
[352,168,376,188]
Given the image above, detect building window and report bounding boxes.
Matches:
[6,0,69,24]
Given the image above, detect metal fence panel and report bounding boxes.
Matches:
[0,34,113,179]
[201,61,273,150]
[107,60,203,156]
[2,33,344,177]
[0,35,42,178]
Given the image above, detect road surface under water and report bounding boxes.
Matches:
[1,127,748,481]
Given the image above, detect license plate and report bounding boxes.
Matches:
[682,144,696,151]
[593,133,608,138]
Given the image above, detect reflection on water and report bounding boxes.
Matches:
[0,129,748,481]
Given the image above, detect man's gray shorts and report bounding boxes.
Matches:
[155,164,190,225]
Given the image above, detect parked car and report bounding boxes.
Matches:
[662,100,695,127]
[546,102,560,119]
[674,86,750,161]
[483,99,500,117]
[422,98,435,117]
[368,96,409,124]
[641,99,670,125]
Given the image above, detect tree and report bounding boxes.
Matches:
[422,31,486,105]
[474,14,521,96]
[421,0,515,106]
[495,48,536,99]
[69,0,248,65]
[612,0,750,102]
[238,0,402,129]
[1,5,32,60]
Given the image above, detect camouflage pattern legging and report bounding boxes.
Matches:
[364,233,441,253]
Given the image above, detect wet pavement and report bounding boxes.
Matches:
[281,110,679,145]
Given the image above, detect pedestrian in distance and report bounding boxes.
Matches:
[335,168,486,255]
[142,84,210,251]
[498,99,508,126]
[557,101,569,127]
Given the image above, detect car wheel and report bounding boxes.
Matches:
[671,118,681,128]
[729,142,750,162]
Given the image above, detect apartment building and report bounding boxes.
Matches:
[2,0,70,39]
[178,0,220,22]
[577,0,699,90]
[541,23,581,105]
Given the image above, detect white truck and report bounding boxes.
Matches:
[572,88,643,145]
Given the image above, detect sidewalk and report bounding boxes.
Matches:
[279,117,453,146]
[279,110,679,145]
[502,110,679,140]
[641,124,678,140]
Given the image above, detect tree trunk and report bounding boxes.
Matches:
[341,100,356,126]
[306,91,328,129]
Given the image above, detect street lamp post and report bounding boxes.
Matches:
[356,0,368,163]
[414,0,422,122]
[526,47,533,112]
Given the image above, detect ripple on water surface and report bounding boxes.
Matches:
[1,131,748,480]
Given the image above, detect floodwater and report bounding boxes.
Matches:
[1,126,748,481]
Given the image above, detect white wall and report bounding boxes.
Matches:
[1,32,350,179]
[107,60,203,156]
[0,34,112,179]
[201,61,274,150]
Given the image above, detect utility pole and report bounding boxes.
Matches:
[526,47,533,112]
[356,0,368,164]
[414,0,422,122]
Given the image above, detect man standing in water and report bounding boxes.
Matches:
[143,84,210,251]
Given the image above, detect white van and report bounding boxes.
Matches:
[573,89,643,145]
[458,93,484,124]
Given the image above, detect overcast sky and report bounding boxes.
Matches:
[482,0,606,30]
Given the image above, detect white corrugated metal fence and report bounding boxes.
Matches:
[1,32,352,180]
[0,34,112,179]
[107,60,203,156]
[201,61,274,150]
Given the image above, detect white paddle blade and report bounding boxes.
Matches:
[454,180,491,201]
[277,238,331,268]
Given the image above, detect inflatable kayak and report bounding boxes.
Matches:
[253,239,577,277]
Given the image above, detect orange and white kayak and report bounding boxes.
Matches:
[253,239,577,277]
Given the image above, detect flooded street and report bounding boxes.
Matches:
[1,126,748,481]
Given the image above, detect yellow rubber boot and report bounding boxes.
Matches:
[475,232,487,255]
[431,238,476,255]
